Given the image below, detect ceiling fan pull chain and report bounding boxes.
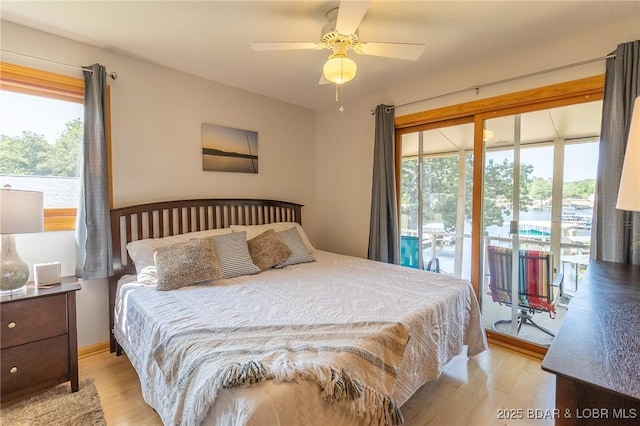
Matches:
[335,84,345,112]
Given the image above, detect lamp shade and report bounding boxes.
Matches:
[616,96,640,212]
[0,187,44,234]
[322,53,357,85]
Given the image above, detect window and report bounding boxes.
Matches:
[0,62,84,231]
[396,75,604,353]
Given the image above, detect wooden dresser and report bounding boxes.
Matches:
[1,280,81,403]
[542,260,640,425]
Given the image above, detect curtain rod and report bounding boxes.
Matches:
[371,53,615,115]
[1,50,118,80]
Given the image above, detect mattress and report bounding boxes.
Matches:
[114,250,487,425]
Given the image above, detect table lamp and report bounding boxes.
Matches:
[616,95,640,253]
[616,96,640,212]
[0,186,44,295]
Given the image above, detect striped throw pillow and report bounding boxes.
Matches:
[275,227,315,268]
[211,231,260,279]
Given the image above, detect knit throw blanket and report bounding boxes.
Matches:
[153,321,410,426]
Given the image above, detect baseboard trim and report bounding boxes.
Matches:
[487,334,545,360]
[78,341,110,359]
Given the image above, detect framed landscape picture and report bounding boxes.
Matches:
[202,123,258,173]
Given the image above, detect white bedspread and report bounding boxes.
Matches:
[114,251,487,425]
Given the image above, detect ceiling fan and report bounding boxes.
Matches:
[251,0,426,86]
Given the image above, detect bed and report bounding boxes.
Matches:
[108,198,487,426]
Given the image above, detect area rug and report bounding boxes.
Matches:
[0,378,106,426]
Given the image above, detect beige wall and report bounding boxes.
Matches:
[315,17,640,259]
[108,56,316,210]
[2,21,317,348]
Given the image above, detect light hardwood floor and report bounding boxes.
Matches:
[79,344,556,425]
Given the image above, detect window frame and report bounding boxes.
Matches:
[1,62,83,231]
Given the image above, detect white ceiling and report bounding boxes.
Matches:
[1,1,639,110]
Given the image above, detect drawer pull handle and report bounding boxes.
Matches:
[10,366,18,374]
[7,322,16,329]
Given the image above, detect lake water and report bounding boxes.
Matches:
[416,206,594,280]
[202,155,258,173]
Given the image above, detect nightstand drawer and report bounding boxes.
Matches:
[1,335,69,397]
[1,294,67,348]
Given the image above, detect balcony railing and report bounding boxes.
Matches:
[401,230,590,296]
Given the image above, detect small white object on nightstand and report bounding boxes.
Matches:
[34,262,62,287]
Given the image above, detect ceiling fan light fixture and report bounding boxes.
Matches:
[483,129,494,142]
[322,53,357,85]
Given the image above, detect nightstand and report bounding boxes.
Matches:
[0,277,81,403]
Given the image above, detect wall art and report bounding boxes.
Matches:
[202,123,258,173]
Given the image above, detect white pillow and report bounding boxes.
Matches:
[137,266,158,285]
[126,228,233,273]
[230,222,315,254]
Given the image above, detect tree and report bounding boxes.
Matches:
[401,155,534,233]
[428,155,465,229]
[40,118,82,177]
[0,119,81,177]
[400,158,419,230]
[481,158,534,229]
[401,155,462,231]
[530,177,553,207]
[0,131,50,175]
[563,179,596,200]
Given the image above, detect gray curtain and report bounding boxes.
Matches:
[75,63,113,278]
[592,40,640,265]
[368,104,399,263]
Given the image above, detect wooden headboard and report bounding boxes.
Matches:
[108,198,303,353]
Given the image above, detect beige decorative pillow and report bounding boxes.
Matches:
[154,238,221,291]
[247,229,292,271]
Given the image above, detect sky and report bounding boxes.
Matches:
[202,122,258,155]
[0,90,83,144]
[486,141,600,182]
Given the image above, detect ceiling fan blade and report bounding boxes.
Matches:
[251,42,322,51]
[319,74,331,85]
[358,42,426,60]
[336,0,371,35]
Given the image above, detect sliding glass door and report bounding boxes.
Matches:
[480,101,601,346]
[399,121,474,279]
[396,77,605,352]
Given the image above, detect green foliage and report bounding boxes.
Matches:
[401,158,418,210]
[401,155,534,233]
[0,132,49,175]
[563,179,596,200]
[0,119,81,177]
[530,177,553,205]
[428,156,467,231]
[481,158,534,229]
